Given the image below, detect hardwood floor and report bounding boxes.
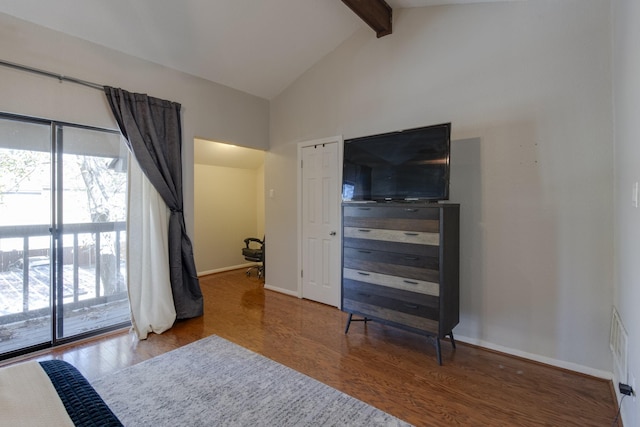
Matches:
[3,269,618,426]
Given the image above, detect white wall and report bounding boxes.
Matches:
[268,0,614,375]
[194,164,263,274]
[256,163,265,239]
[613,0,640,424]
[0,13,270,243]
[263,143,299,294]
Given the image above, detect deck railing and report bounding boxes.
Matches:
[0,221,127,323]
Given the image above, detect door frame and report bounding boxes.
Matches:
[296,136,343,307]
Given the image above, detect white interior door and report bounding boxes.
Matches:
[300,139,340,307]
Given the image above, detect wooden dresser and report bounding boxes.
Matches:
[341,202,460,365]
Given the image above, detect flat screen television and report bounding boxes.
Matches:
[342,122,451,202]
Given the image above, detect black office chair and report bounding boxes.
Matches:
[242,237,264,278]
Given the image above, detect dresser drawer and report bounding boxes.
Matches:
[343,298,439,335]
[344,216,439,233]
[344,227,439,246]
[343,280,439,319]
[344,258,440,282]
[344,237,440,258]
[343,268,439,296]
[344,205,441,220]
[343,247,439,270]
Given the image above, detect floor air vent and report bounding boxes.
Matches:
[610,307,628,381]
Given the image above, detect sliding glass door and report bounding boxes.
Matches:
[0,113,130,358]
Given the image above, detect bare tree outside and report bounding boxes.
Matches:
[75,155,127,295]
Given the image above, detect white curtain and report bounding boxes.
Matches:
[127,155,176,339]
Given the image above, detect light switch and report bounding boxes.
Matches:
[633,182,638,208]
[269,189,275,199]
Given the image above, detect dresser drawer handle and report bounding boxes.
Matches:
[404,256,419,261]
[403,280,419,285]
[404,303,419,309]
[357,207,371,210]
[357,272,371,276]
[404,208,419,212]
[358,229,371,233]
[404,232,419,236]
[358,250,372,254]
[357,292,371,297]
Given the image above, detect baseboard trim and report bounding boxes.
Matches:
[197,263,257,277]
[263,283,299,298]
[456,335,613,380]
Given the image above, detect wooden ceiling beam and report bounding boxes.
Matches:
[342,0,392,38]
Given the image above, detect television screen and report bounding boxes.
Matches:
[342,123,451,202]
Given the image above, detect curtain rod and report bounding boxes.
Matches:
[0,59,104,91]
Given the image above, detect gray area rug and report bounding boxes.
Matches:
[92,335,411,426]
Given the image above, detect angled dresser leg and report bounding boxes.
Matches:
[427,336,443,365]
[345,313,353,334]
[435,337,442,366]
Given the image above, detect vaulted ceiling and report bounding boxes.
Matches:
[0,0,510,100]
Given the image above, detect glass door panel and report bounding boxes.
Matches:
[0,117,52,354]
[57,126,129,340]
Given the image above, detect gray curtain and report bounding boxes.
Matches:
[104,86,203,320]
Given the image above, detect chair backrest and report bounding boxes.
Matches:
[242,237,264,262]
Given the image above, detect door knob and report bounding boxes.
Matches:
[330,231,336,236]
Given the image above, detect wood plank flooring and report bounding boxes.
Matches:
[2,269,619,426]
